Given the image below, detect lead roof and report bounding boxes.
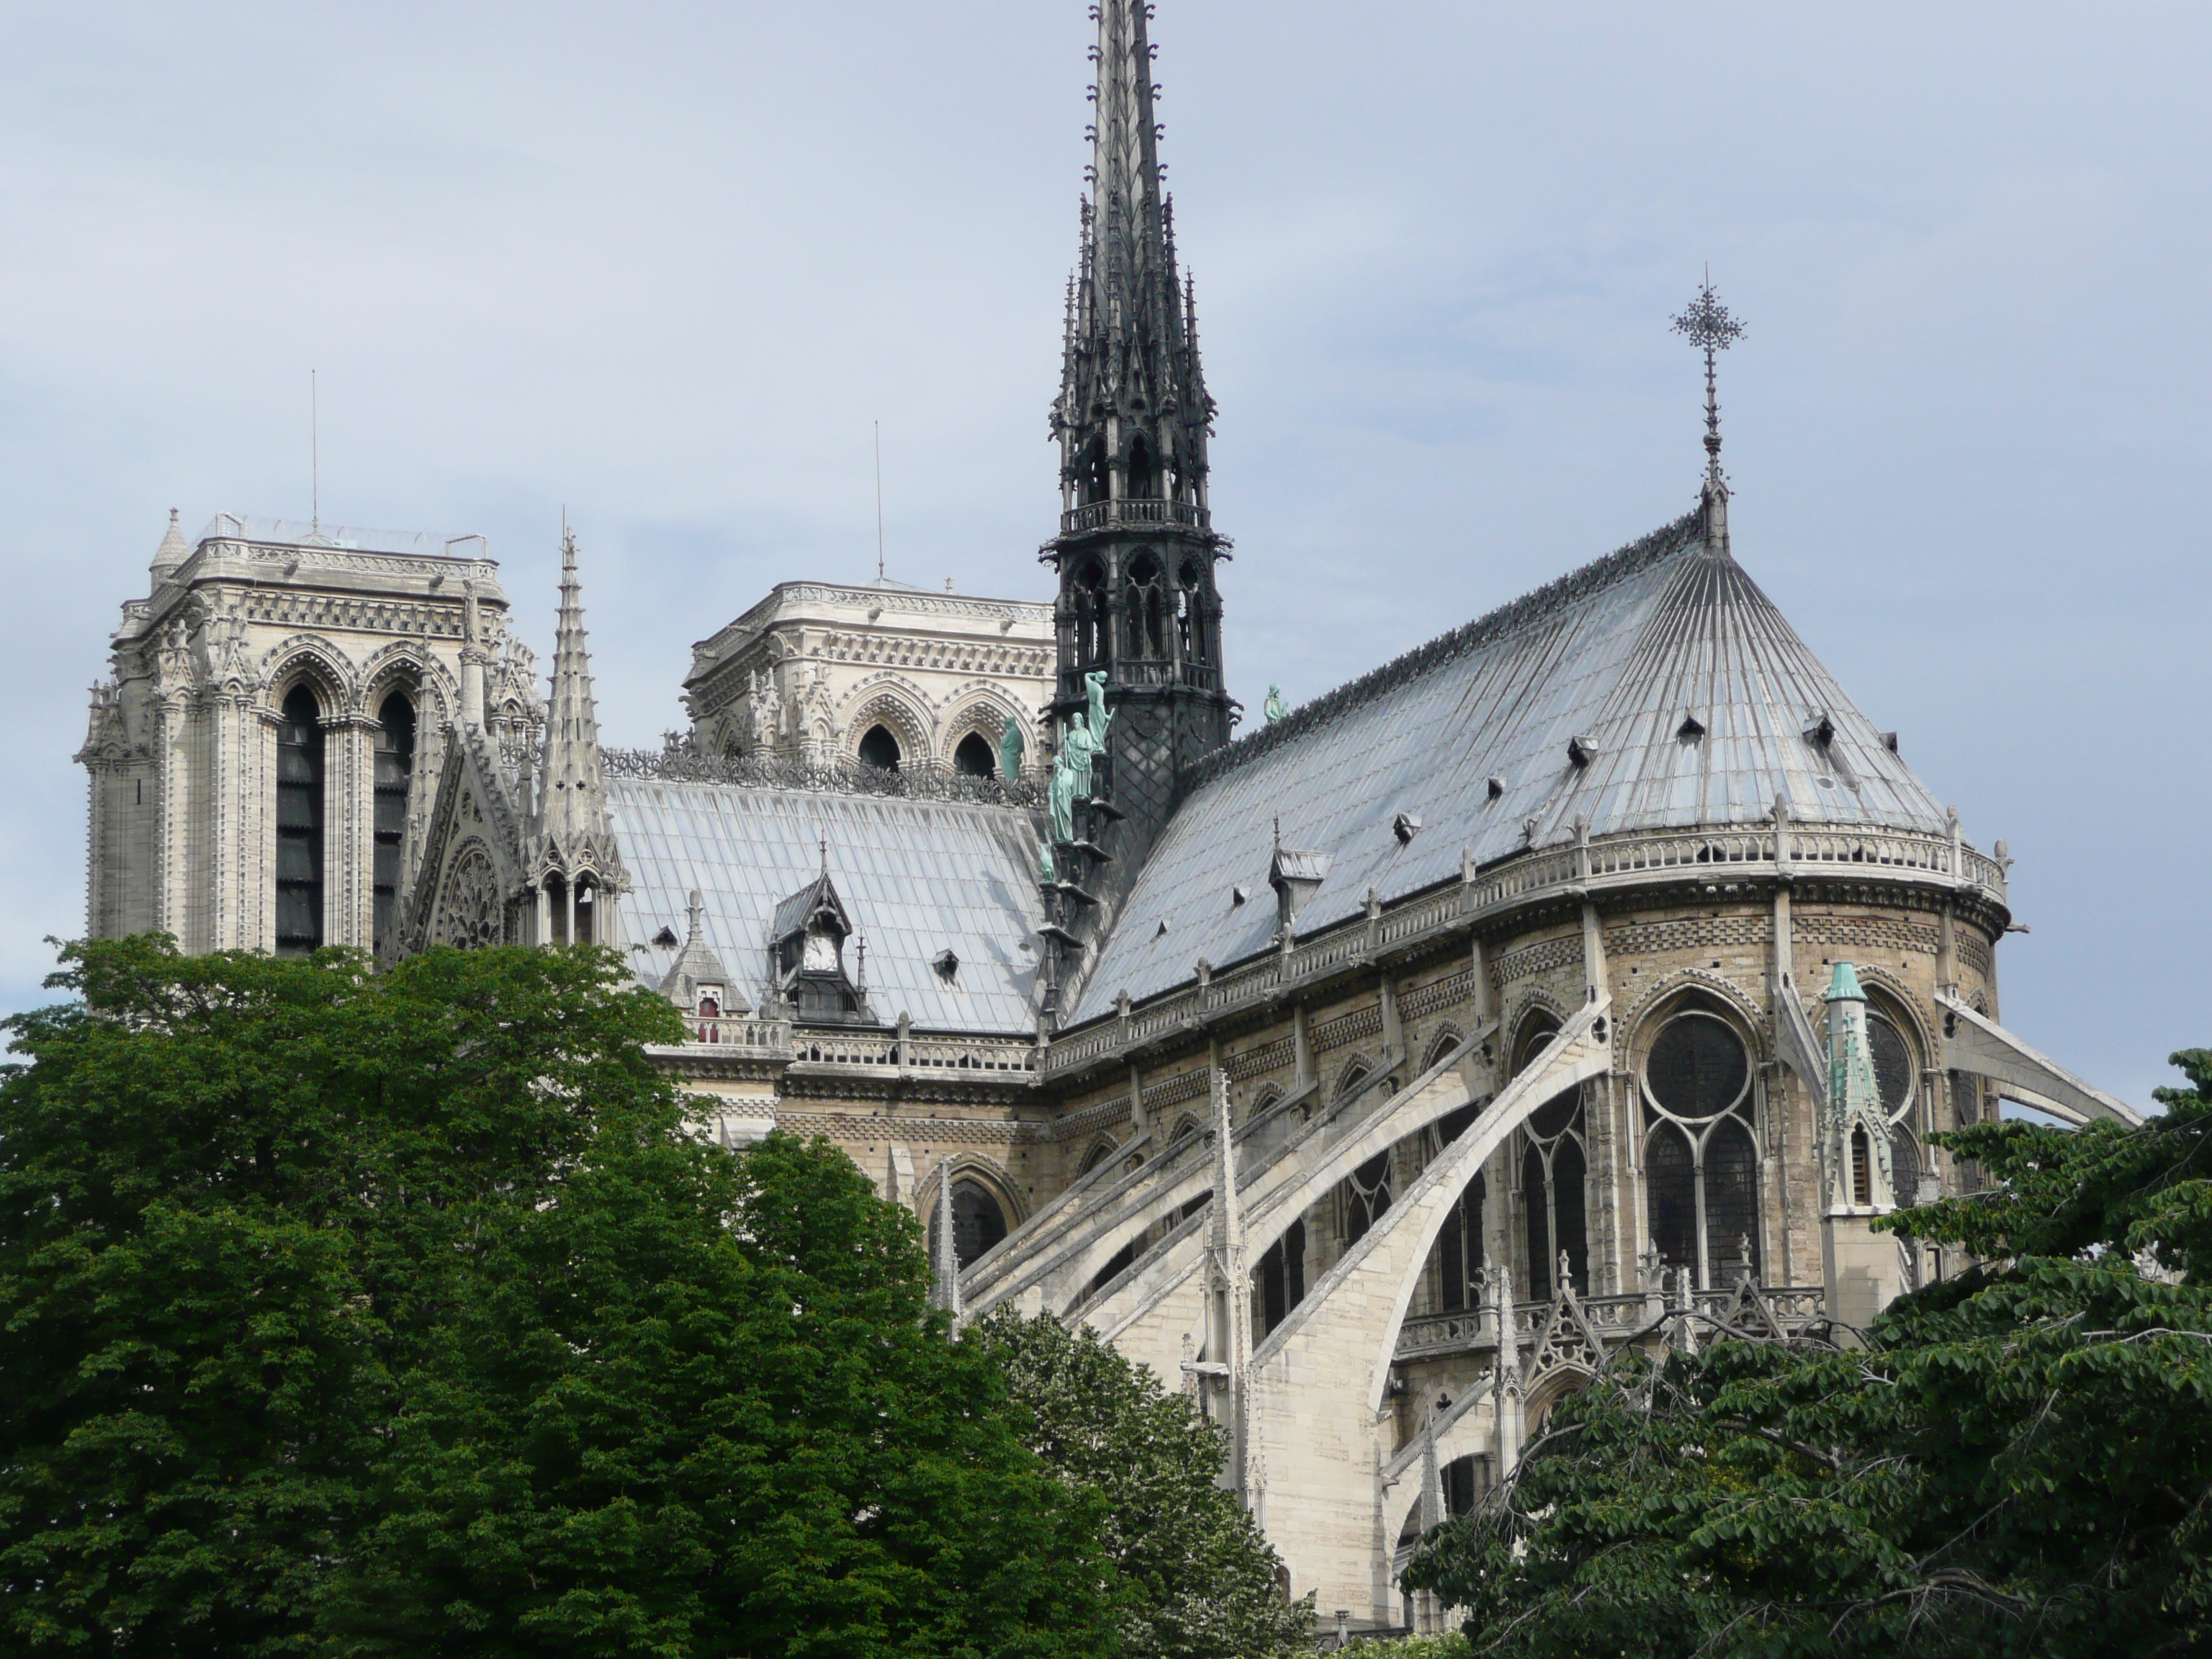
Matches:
[1071,509,1953,1022]
[610,778,1046,1033]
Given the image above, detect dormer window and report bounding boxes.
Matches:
[803,924,840,973]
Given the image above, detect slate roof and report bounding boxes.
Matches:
[1071,508,1952,1022]
[611,778,1048,1033]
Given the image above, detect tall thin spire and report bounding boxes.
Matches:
[535,522,616,860]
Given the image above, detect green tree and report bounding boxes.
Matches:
[1403,1051,2212,1658]
[977,1306,1313,1659]
[0,937,1119,1658]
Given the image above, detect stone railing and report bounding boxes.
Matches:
[603,745,1045,808]
[680,1015,792,1053]
[1044,820,2005,1080]
[1393,1285,1828,1360]
[1058,497,1212,536]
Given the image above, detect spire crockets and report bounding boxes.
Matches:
[1040,0,1233,909]
[529,523,624,944]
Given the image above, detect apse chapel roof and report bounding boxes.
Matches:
[610,775,1047,1033]
[1071,509,1954,1022]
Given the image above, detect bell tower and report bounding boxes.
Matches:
[1043,0,1232,868]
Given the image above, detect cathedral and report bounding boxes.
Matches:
[78,0,2141,1635]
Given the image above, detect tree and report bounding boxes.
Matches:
[976,1306,1313,1659]
[1402,1050,2212,1658]
[0,937,1119,1658]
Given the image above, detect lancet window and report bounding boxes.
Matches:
[1866,1006,1923,1203]
[274,685,325,956]
[1071,560,1107,665]
[1256,1218,1306,1336]
[1640,1006,1761,1289]
[930,1179,1010,1271]
[371,691,415,957]
[1126,551,1167,660]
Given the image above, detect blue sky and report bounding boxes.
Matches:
[1,1,2204,1106]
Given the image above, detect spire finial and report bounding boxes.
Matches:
[1670,271,1745,485]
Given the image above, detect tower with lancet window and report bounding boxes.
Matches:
[1043,0,1233,866]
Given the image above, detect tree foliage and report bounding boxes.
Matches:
[1404,1050,2212,1659]
[977,1307,1312,1659]
[0,937,1119,1658]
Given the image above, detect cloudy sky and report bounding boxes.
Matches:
[1,1,2203,1105]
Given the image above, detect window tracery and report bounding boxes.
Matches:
[436,846,503,950]
[1640,1006,1760,1288]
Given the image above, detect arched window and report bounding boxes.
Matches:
[1521,1089,1588,1302]
[1344,1150,1392,1246]
[1177,557,1209,665]
[275,685,325,955]
[1640,1007,1761,1288]
[574,878,596,945]
[1073,560,1107,665]
[1126,552,1166,660]
[544,873,569,946]
[1079,1139,1115,1177]
[1438,1169,1486,1312]
[858,724,901,771]
[371,691,414,956]
[931,1178,1009,1270]
[1256,1218,1306,1335]
[1867,1004,1924,1202]
[1126,436,1157,499]
[1335,1062,1372,1103]
[1851,1126,1873,1208]
[1079,436,1110,505]
[953,731,995,777]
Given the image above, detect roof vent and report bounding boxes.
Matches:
[1804,713,1837,748]
[1881,731,1900,755]
[932,948,959,984]
[1486,775,1506,801]
[1393,811,1423,845]
[1154,917,1172,938]
[1230,884,1249,907]
[1567,735,1596,768]
[1676,714,1706,742]
[652,925,680,949]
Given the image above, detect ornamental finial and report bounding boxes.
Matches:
[1670,272,1745,485]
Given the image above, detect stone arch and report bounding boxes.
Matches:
[1077,1135,1120,1177]
[1419,1022,1466,1075]
[923,1151,1026,1230]
[1378,1388,1499,1563]
[1504,992,1570,1069]
[840,680,935,772]
[1246,1081,1288,1123]
[1523,1363,1596,1431]
[1618,969,1774,1075]
[1851,963,1940,1070]
[1330,1054,1379,1103]
[356,638,459,726]
[938,683,1032,772]
[261,637,356,720]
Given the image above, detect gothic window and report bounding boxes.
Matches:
[1126,436,1158,499]
[858,724,901,771]
[1079,436,1110,505]
[1256,1218,1306,1335]
[1335,1061,1371,1103]
[1443,1455,1480,1517]
[1640,1007,1761,1289]
[1127,552,1166,660]
[1438,1170,1486,1312]
[1867,1007,1923,1201]
[1177,557,1209,664]
[1073,560,1107,665]
[1521,1089,1587,1302]
[544,873,570,946]
[372,691,414,957]
[930,1179,1010,1270]
[1079,1139,1115,1177]
[953,731,995,777]
[435,846,503,950]
[275,685,325,956]
[1344,1150,1392,1246]
[574,879,596,945]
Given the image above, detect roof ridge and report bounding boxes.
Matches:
[1188,508,1704,792]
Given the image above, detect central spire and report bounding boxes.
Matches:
[1038,0,1235,1017]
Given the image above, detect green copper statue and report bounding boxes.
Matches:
[1049,713,1104,845]
[998,714,1025,782]
[1264,684,1288,724]
[1038,836,1056,885]
[1083,669,1112,750]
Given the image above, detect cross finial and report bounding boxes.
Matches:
[1671,273,1745,484]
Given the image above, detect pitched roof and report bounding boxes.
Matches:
[610,778,1047,1033]
[1070,508,1952,1021]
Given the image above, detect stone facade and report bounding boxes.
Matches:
[78,513,539,958]
[682,579,1054,778]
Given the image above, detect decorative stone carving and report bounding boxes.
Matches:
[436,845,504,949]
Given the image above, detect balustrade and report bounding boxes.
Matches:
[1393,1285,1827,1361]
[1058,498,1211,535]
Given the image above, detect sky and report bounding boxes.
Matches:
[0,1,2204,1107]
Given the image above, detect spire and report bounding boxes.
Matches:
[1052,0,1214,494]
[150,508,189,582]
[535,523,617,863]
[1671,275,1745,551]
[931,1168,963,1318]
